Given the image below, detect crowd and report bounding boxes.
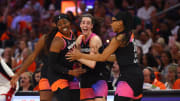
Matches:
[0,0,180,93]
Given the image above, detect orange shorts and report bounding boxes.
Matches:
[51,79,69,92]
[80,88,94,100]
[39,78,51,91]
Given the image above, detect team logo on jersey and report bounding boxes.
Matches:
[67,41,76,50]
[80,48,90,53]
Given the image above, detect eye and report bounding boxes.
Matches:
[112,20,117,23]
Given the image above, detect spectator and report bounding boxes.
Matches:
[127,6,141,30]
[165,64,178,89]
[177,66,180,79]
[160,51,173,81]
[173,79,180,89]
[1,47,16,68]
[153,0,165,12]
[135,30,153,54]
[110,61,120,90]
[143,67,166,90]
[19,72,33,91]
[32,68,41,91]
[141,53,158,68]
[137,0,156,22]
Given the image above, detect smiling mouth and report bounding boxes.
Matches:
[83,29,88,32]
[63,28,68,31]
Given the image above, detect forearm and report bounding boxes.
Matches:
[80,53,107,62]
[16,54,35,76]
[78,59,96,69]
[107,54,116,62]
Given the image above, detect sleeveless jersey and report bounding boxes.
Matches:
[115,33,144,96]
[79,33,109,87]
[48,32,76,84]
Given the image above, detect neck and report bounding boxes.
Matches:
[145,5,150,9]
[117,30,126,34]
[63,31,71,37]
[84,31,92,40]
[22,84,30,91]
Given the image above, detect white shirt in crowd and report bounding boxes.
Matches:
[137,6,156,21]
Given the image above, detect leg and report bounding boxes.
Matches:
[40,90,53,101]
[71,89,80,101]
[84,99,94,101]
[54,87,71,101]
[94,97,106,101]
[114,95,131,101]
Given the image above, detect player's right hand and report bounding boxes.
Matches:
[10,74,19,88]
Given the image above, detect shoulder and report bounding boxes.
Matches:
[115,33,126,41]
[52,36,64,45]
[50,36,65,52]
[90,35,102,48]
[39,35,46,42]
[91,35,101,42]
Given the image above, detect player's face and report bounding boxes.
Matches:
[80,17,93,36]
[111,17,124,33]
[57,19,71,35]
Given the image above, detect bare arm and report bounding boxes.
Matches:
[67,34,128,61]
[16,35,45,76]
[107,54,116,62]
[10,35,45,88]
[77,35,102,69]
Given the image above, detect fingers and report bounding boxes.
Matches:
[10,75,18,88]
[10,79,17,88]
[66,57,74,61]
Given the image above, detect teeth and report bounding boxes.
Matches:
[63,28,68,31]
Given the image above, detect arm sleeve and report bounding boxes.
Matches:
[48,52,69,74]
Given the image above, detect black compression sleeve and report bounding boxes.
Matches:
[48,52,69,74]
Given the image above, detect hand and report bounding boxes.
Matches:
[10,74,19,88]
[66,48,82,61]
[68,67,86,77]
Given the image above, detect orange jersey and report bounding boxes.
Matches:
[153,78,166,90]
[173,79,180,89]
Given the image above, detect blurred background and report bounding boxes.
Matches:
[1,0,180,101]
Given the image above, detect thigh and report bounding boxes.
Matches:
[94,97,106,101]
[54,87,71,101]
[114,95,131,101]
[71,89,80,101]
[40,90,53,101]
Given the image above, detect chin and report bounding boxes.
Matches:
[82,32,88,36]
